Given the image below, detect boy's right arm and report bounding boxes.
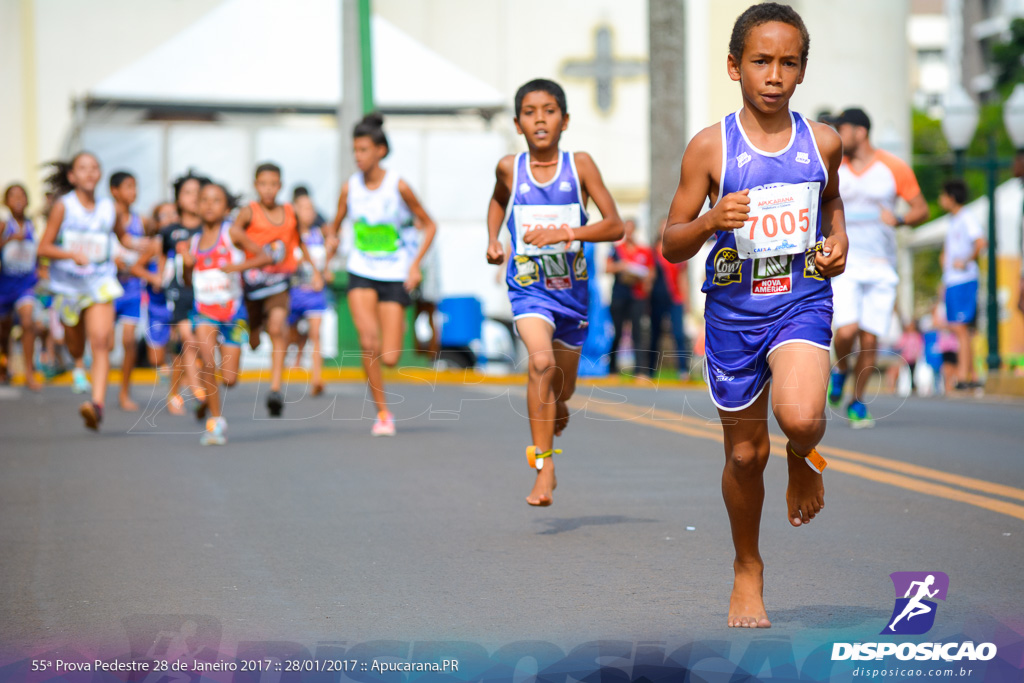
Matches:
[663,125,749,264]
[228,205,259,253]
[486,156,514,265]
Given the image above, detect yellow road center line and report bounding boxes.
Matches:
[575,398,1024,523]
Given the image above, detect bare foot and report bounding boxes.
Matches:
[554,400,569,436]
[26,374,42,392]
[728,561,771,628]
[312,383,324,397]
[119,393,139,412]
[786,443,825,527]
[526,461,557,507]
[249,329,262,351]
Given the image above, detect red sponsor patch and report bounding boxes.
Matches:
[545,276,572,290]
[752,275,792,295]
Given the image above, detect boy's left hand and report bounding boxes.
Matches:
[814,233,848,278]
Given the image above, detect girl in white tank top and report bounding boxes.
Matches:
[37,152,137,431]
[326,113,437,436]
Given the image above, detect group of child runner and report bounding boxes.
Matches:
[7,1,953,629]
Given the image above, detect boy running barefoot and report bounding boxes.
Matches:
[486,79,623,506]
[229,163,319,417]
[662,3,848,627]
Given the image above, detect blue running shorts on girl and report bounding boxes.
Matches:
[704,301,833,411]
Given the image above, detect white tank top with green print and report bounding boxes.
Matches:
[345,169,414,282]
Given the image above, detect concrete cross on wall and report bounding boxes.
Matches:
[562,25,647,113]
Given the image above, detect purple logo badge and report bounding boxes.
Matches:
[882,571,949,635]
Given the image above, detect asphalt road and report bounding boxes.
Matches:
[1,377,1022,678]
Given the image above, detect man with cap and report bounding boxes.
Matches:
[828,107,929,427]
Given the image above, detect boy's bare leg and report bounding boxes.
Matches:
[119,322,139,410]
[266,304,289,394]
[720,389,772,628]
[551,341,580,436]
[517,317,560,506]
[852,329,878,402]
[768,342,829,527]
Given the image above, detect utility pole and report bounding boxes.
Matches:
[648,0,687,238]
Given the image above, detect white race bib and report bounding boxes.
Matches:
[514,204,581,257]
[2,239,37,275]
[734,183,819,260]
[193,268,237,305]
[63,230,110,264]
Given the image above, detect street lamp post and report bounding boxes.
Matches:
[942,85,979,176]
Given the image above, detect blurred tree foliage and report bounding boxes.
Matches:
[991,17,1024,97]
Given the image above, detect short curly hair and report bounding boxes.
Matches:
[729,2,810,66]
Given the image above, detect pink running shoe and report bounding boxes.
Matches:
[371,411,396,437]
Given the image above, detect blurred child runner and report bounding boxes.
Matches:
[143,202,179,380]
[108,171,151,411]
[662,3,848,627]
[939,178,985,390]
[183,182,272,445]
[287,193,333,396]
[486,79,624,506]
[0,184,41,389]
[229,162,317,417]
[36,152,140,429]
[327,113,437,436]
[161,172,210,414]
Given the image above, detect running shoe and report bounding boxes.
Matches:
[371,411,396,437]
[200,417,227,446]
[847,400,875,429]
[79,401,102,431]
[267,390,284,417]
[827,370,845,408]
[72,368,91,394]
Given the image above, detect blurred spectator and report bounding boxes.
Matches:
[939,179,985,390]
[606,218,653,375]
[646,219,690,378]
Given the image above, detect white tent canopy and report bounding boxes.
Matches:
[87,0,505,116]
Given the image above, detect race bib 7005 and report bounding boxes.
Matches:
[514,204,581,257]
[734,182,819,260]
